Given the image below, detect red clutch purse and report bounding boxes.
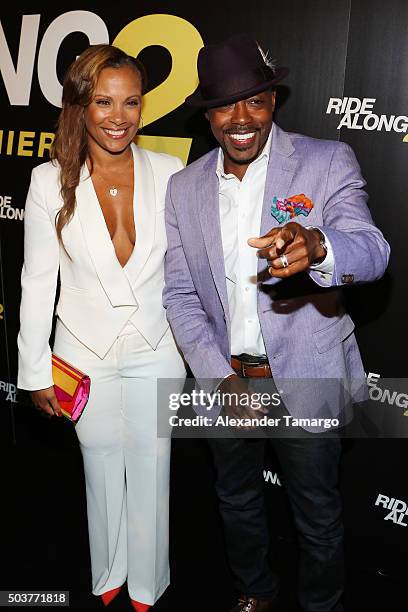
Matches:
[52,353,91,422]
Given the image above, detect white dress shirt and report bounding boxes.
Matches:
[216,127,334,356]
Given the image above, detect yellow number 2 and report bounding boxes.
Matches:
[113,14,204,164]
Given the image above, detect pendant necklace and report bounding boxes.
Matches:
[92,155,133,198]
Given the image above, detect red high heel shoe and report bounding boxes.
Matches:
[130,600,150,612]
[100,586,122,606]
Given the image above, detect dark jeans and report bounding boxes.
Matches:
[207,435,344,612]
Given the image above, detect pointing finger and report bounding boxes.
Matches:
[247,228,279,249]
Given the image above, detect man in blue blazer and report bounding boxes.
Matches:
[164,35,390,612]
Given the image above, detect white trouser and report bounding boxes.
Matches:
[53,319,186,604]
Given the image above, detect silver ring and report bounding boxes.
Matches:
[280,254,289,268]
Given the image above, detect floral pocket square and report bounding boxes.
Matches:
[271,193,314,224]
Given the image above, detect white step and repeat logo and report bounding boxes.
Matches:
[0,380,17,403]
[0,195,24,221]
[326,98,408,141]
[367,372,408,414]
[263,470,282,486]
[375,494,408,527]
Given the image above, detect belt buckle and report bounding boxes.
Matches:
[233,355,267,377]
[241,359,262,377]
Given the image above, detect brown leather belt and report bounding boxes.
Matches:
[231,356,272,378]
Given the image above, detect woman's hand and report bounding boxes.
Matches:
[30,387,63,418]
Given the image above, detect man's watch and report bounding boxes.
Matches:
[308,227,328,267]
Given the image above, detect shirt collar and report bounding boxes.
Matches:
[216,123,274,180]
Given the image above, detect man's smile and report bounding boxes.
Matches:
[225,129,259,149]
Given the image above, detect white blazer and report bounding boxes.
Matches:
[17,143,183,390]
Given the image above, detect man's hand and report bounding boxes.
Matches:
[218,374,268,428]
[30,386,63,418]
[248,222,326,277]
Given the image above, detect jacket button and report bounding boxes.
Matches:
[341,274,354,284]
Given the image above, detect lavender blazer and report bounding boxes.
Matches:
[163,124,390,427]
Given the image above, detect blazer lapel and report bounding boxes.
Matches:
[258,124,298,276]
[260,124,298,235]
[122,144,155,283]
[198,151,230,319]
[75,160,137,307]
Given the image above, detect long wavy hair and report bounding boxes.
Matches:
[51,44,146,245]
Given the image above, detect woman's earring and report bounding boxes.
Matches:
[138,115,144,132]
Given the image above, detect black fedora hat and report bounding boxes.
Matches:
[185,34,288,109]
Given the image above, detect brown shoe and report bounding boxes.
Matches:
[230,595,274,612]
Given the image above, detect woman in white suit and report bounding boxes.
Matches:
[17,44,186,611]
